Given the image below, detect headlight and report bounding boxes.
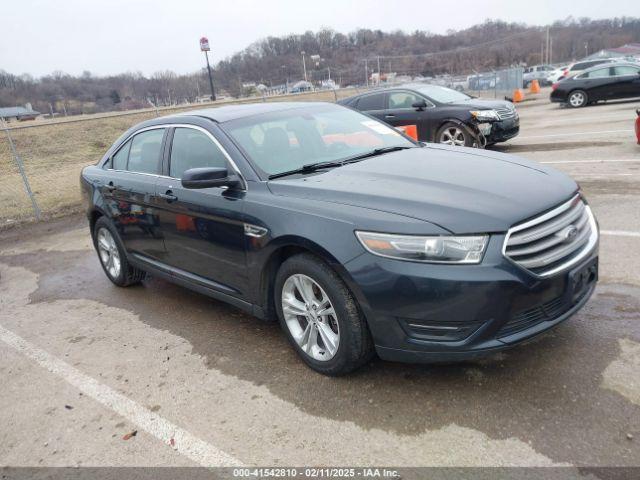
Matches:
[355,231,489,264]
[470,110,500,121]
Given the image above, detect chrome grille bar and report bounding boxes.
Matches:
[503,195,598,277]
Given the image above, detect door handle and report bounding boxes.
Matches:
[385,114,396,118]
[106,181,116,192]
[158,191,177,202]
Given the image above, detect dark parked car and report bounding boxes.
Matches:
[551,62,640,107]
[81,102,598,375]
[338,84,519,147]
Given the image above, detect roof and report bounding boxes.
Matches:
[175,101,329,123]
[0,106,40,117]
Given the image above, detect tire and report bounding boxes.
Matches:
[93,216,146,287]
[567,90,588,108]
[436,122,474,147]
[274,253,374,375]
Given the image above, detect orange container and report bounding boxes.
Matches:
[529,79,541,94]
[512,89,525,103]
[396,124,418,141]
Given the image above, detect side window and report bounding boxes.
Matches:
[111,140,131,170]
[127,129,164,174]
[614,66,640,76]
[169,128,227,179]
[584,68,611,79]
[356,93,385,111]
[388,91,423,109]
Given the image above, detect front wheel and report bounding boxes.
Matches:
[436,122,474,147]
[568,90,588,108]
[274,254,374,375]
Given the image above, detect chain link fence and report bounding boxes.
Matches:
[466,67,524,98]
[0,88,360,228]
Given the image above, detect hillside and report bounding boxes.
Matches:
[1,17,639,113]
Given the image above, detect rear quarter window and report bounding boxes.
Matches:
[111,140,131,170]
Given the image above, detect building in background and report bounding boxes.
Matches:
[0,104,40,122]
[583,43,640,61]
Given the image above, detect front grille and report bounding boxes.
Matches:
[496,106,516,120]
[498,295,566,337]
[498,277,594,338]
[504,195,597,276]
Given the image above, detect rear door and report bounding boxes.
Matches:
[611,65,640,99]
[579,67,615,101]
[154,125,248,298]
[353,92,388,122]
[103,127,166,259]
[384,90,434,141]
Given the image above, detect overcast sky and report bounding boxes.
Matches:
[2,0,636,77]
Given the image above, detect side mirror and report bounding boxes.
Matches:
[181,167,239,189]
[412,99,427,111]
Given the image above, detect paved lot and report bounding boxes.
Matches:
[1,94,639,469]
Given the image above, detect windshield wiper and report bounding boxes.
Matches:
[339,145,415,164]
[268,160,344,180]
[267,146,415,180]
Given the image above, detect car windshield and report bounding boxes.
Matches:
[413,85,471,104]
[222,104,415,177]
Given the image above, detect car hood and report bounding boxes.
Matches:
[267,145,578,234]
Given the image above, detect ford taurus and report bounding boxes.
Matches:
[81,102,599,375]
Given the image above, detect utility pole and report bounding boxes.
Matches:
[377,56,381,85]
[281,65,288,93]
[549,37,553,64]
[545,27,550,64]
[364,58,369,87]
[200,37,216,101]
[301,51,308,82]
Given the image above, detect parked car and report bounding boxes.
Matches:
[338,84,519,147]
[523,65,554,87]
[546,65,569,84]
[562,58,617,80]
[81,102,599,375]
[550,62,640,107]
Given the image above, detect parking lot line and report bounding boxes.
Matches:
[519,129,633,139]
[601,230,640,238]
[540,159,640,165]
[573,173,637,177]
[0,323,242,468]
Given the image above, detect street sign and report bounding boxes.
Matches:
[200,37,210,52]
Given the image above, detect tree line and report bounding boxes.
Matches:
[1,17,638,115]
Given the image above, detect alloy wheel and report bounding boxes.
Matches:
[439,127,467,146]
[281,274,340,361]
[569,92,586,107]
[96,227,121,279]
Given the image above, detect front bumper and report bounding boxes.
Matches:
[344,234,598,363]
[483,117,520,143]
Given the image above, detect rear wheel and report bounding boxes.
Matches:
[568,90,588,108]
[436,122,474,147]
[93,216,146,287]
[274,253,374,375]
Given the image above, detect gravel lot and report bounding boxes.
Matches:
[1,94,639,472]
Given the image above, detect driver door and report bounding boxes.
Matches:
[384,90,433,141]
[154,126,247,298]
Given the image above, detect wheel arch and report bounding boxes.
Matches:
[257,236,365,323]
[89,207,107,238]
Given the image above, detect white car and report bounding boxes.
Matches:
[546,65,569,84]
